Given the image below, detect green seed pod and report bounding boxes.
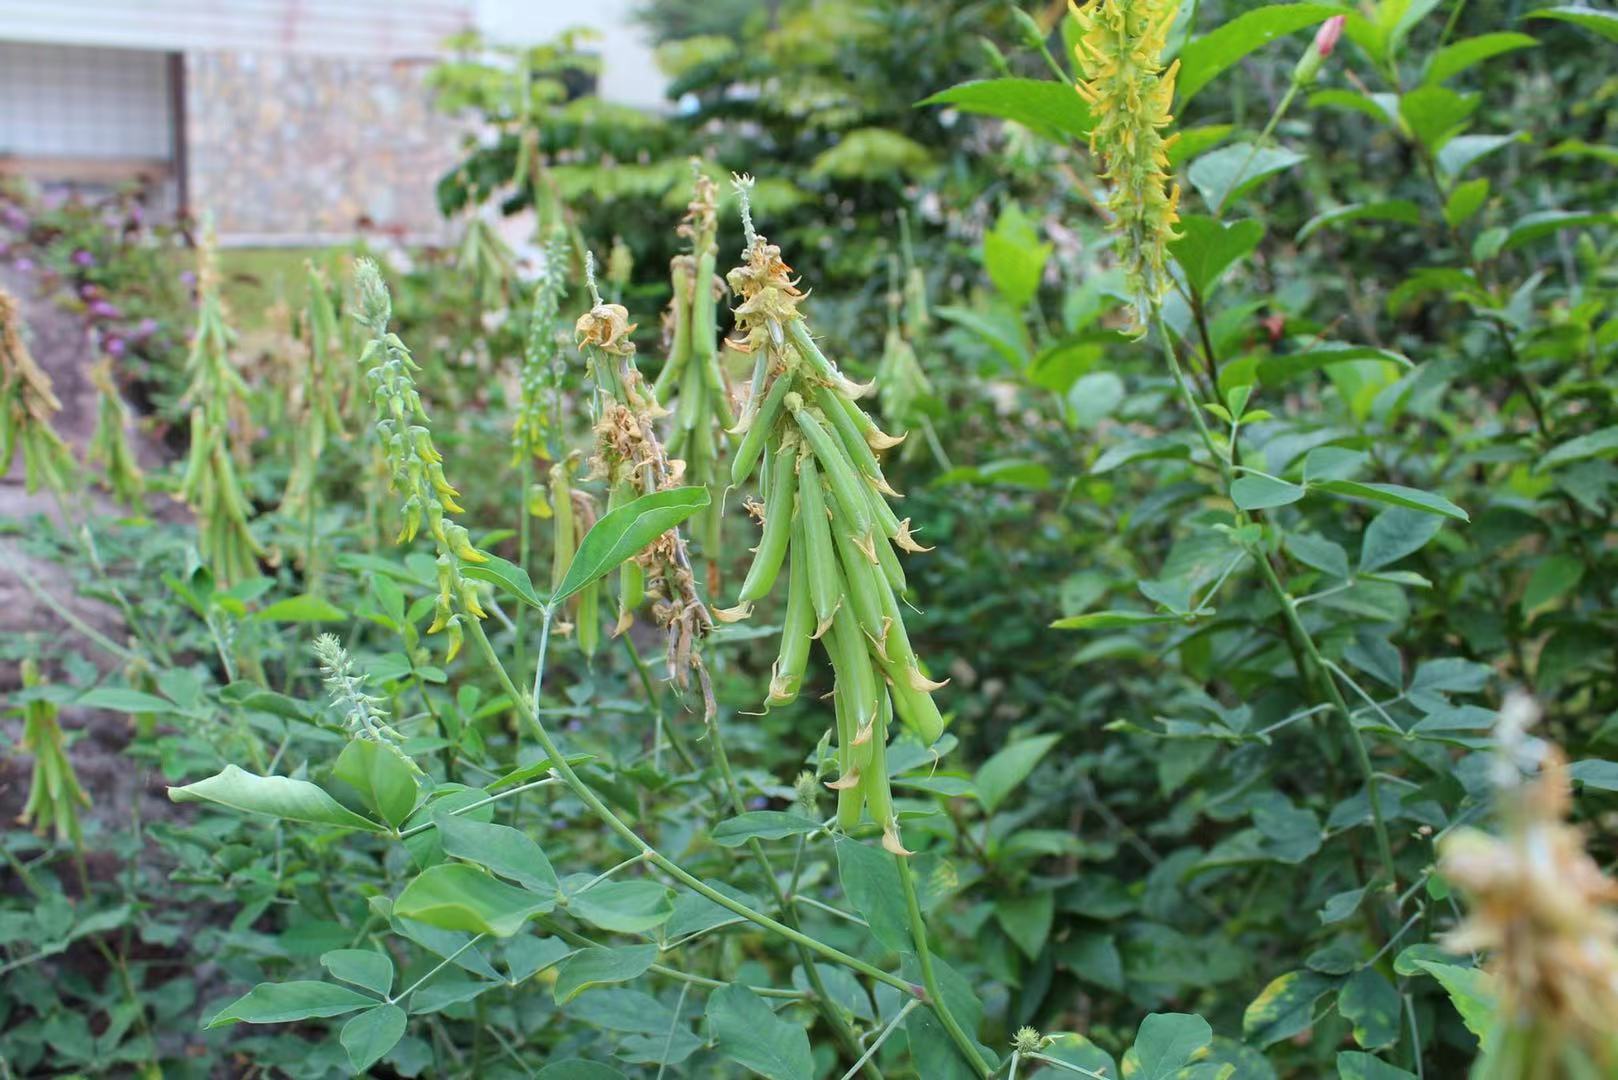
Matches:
[576,577,600,659]
[737,441,797,603]
[831,675,864,831]
[653,268,693,402]
[730,373,792,487]
[733,348,771,435]
[813,384,898,497]
[829,512,888,647]
[767,522,814,706]
[786,319,869,399]
[792,401,872,540]
[835,388,905,451]
[797,456,842,634]
[828,596,881,750]
[862,692,895,828]
[549,460,576,592]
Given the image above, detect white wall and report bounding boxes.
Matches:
[475,0,667,109]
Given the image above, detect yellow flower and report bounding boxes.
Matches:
[1071,0,1183,326]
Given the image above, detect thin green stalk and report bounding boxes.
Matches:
[841,998,920,1080]
[467,613,916,997]
[1214,81,1301,217]
[895,851,993,1076]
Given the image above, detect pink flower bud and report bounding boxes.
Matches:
[1314,16,1345,60]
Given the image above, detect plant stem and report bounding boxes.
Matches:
[1215,80,1301,217]
[840,998,920,1080]
[895,851,992,1076]
[467,614,916,997]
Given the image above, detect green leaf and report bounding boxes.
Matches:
[393,864,553,937]
[207,981,377,1027]
[568,881,675,934]
[1339,968,1400,1049]
[321,949,393,997]
[1170,215,1265,295]
[1091,434,1191,474]
[1319,885,1368,925]
[1313,480,1468,521]
[1522,554,1583,612]
[1425,32,1538,84]
[1412,960,1495,1040]
[535,1063,628,1080]
[1539,425,1618,470]
[983,203,1052,309]
[1189,144,1306,210]
[707,984,814,1080]
[553,487,709,604]
[1124,1012,1214,1079]
[436,814,559,895]
[1258,343,1412,385]
[342,1004,407,1072]
[461,554,545,610]
[835,837,910,953]
[75,687,174,714]
[1398,86,1478,151]
[1052,610,1183,630]
[1177,4,1350,104]
[1297,200,1423,242]
[332,739,419,830]
[169,765,384,832]
[551,945,657,1004]
[711,811,821,846]
[994,891,1055,960]
[974,733,1060,814]
[1244,970,1336,1047]
[1360,507,1444,573]
[1503,209,1618,251]
[1569,759,1618,791]
[1168,123,1234,167]
[255,594,349,622]
[1525,5,1618,42]
[918,78,1091,143]
[1438,133,1526,180]
[1232,473,1306,510]
[1338,1051,1419,1079]
[1444,178,1490,228]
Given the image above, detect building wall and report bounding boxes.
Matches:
[184,50,463,244]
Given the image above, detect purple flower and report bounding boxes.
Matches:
[12,256,34,272]
[88,299,121,320]
[1,206,27,230]
[135,317,159,338]
[71,248,95,268]
[179,270,196,288]
[105,336,127,357]
[748,796,769,810]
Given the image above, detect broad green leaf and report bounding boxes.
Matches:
[1339,968,1400,1049]
[835,837,910,953]
[436,813,559,895]
[553,487,709,604]
[983,202,1051,309]
[1569,759,1618,791]
[994,891,1055,959]
[1313,480,1468,521]
[1309,88,1400,125]
[1319,885,1368,924]
[707,984,813,1080]
[975,733,1060,814]
[1424,32,1538,84]
[1177,4,1349,104]
[1170,215,1264,295]
[1124,1012,1214,1079]
[1438,133,1526,180]
[76,687,174,714]
[1398,86,1478,151]
[461,554,544,610]
[1091,434,1191,473]
[1232,474,1306,510]
[321,949,393,997]
[1338,1051,1419,1079]
[255,594,348,622]
[1297,200,1422,242]
[1539,425,1618,470]
[917,78,1091,143]
[551,945,657,1004]
[1258,343,1412,385]
[1168,123,1233,167]
[711,811,821,846]
[332,739,419,830]
[1503,209,1618,251]
[1189,144,1306,210]
[1525,5,1618,42]
[1244,970,1336,1047]
[1444,178,1490,228]
[393,864,553,937]
[1522,554,1583,612]
[207,981,377,1027]
[342,1004,407,1072]
[1413,960,1495,1039]
[169,765,384,833]
[1360,507,1444,572]
[1041,1032,1119,1077]
[506,936,574,983]
[568,881,675,934]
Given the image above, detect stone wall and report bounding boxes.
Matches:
[184,49,463,245]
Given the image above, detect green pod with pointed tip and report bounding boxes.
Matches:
[792,403,872,540]
[827,600,880,757]
[797,456,841,633]
[737,440,796,603]
[831,673,864,831]
[813,384,893,494]
[767,522,814,707]
[576,577,600,659]
[861,692,896,830]
[829,511,887,645]
[730,374,792,487]
[653,269,693,402]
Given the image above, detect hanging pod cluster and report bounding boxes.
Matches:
[547,449,602,657]
[655,167,733,588]
[0,287,78,495]
[86,358,146,509]
[720,181,941,856]
[177,235,264,584]
[280,262,348,520]
[352,258,487,660]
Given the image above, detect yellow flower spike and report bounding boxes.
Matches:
[1071,0,1183,328]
